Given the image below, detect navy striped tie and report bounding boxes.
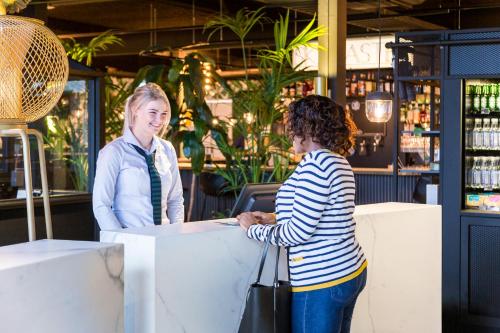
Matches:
[132,145,162,225]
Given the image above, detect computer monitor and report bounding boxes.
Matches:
[230,183,282,217]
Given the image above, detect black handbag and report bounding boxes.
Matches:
[238,229,291,333]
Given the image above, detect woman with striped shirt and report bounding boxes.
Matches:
[238,95,367,333]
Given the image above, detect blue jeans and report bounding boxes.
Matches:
[291,269,367,333]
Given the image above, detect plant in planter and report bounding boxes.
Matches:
[204,8,326,193]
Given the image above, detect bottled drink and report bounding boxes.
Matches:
[481,85,490,114]
[346,77,351,97]
[491,157,500,189]
[350,73,358,96]
[483,118,491,149]
[472,157,483,188]
[466,85,473,114]
[490,84,497,113]
[496,83,500,112]
[491,118,499,150]
[465,118,474,148]
[473,118,483,149]
[465,156,474,187]
[358,73,366,97]
[482,157,493,190]
[472,85,481,114]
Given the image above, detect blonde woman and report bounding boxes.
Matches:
[93,83,184,230]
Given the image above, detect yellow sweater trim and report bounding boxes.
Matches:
[291,260,368,292]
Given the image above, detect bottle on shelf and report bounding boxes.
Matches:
[496,83,500,113]
[358,73,366,97]
[482,118,491,149]
[489,83,497,113]
[346,77,351,97]
[473,118,483,149]
[466,84,473,114]
[350,73,358,97]
[465,118,474,149]
[472,156,483,189]
[472,85,481,115]
[481,84,490,114]
[492,118,500,149]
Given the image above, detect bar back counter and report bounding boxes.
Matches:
[101,202,441,333]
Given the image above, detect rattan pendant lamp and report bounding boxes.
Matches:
[0,1,69,241]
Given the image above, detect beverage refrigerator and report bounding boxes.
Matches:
[392,29,500,333]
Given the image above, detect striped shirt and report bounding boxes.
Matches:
[247,149,367,292]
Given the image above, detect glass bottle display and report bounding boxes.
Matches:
[464,80,500,211]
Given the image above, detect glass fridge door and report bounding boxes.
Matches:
[464,79,500,211]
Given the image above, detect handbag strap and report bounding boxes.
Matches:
[255,226,274,284]
[273,229,281,287]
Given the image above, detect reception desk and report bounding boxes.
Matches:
[102,202,442,333]
[101,221,287,333]
[0,239,124,333]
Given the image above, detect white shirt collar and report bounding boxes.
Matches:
[123,126,160,154]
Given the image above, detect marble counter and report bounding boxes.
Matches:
[352,202,442,333]
[0,239,124,333]
[101,202,441,333]
[101,220,287,333]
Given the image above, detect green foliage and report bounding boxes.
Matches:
[62,30,124,67]
[204,8,326,192]
[44,101,88,192]
[205,7,266,79]
[103,76,132,142]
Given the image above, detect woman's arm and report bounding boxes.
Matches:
[166,143,185,223]
[92,145,123,230]
[247,161,329,246]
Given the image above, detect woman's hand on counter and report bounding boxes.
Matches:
[237,211,276,231]
[237,212,257,231]
[251,211,276,225]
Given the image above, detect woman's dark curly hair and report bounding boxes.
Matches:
[287,95,357,157]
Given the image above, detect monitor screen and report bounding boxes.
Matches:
[230,183,282,217]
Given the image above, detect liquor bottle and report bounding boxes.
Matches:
[419,103,427,128]
[366,72,374,93]
[358,73,366,97]
[472,85,481,115]
[465,85,473,114]
[400,104,407,124]
[346,77,351,97]
[481,85,490,114]
[384,74,392,93]
[350,73,358,96]
[489,84,497,113]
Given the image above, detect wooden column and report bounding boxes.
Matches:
[318,0,347,106]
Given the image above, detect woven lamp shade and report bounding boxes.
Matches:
[0,16,69,125]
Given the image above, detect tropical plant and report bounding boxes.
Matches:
[103,76,131,142]
[61,30,124,67]
[205,7,266,80]
[45,98,88,192]
[204,9,326,193]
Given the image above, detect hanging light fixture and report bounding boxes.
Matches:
[365,0,393,123]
